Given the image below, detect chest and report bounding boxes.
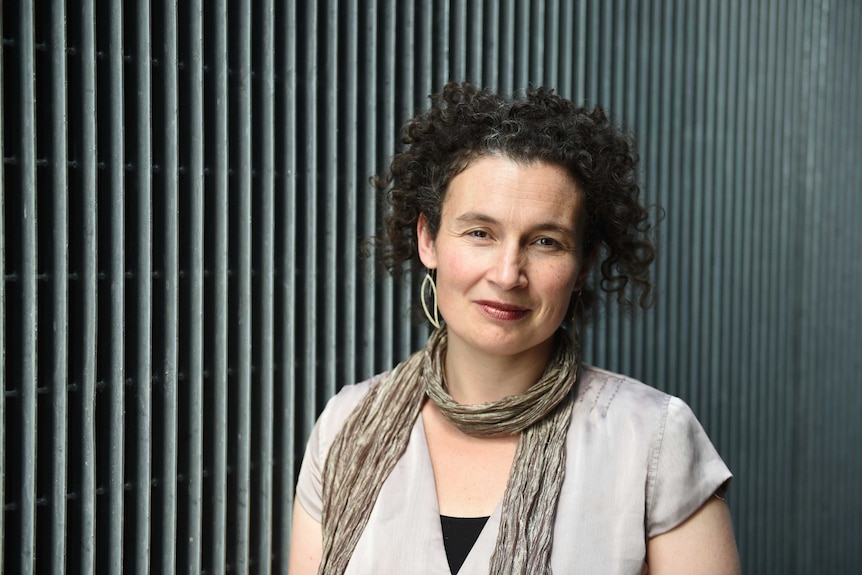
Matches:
[340,409,649,575]
[421,402,519,517]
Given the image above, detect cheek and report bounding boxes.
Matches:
[548,259,581,287]
[437,255,480,292]
[544,266,580,304]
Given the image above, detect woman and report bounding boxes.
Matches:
[289,82,740,574]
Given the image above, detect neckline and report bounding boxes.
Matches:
[416,411,505,572]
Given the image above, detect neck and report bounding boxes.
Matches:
[443,338,555,404]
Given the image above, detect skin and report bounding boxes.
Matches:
[288,155,741,574]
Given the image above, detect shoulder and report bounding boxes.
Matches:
[575,364,676,423]
[312,373,384,450]
[294,371,388,521]
[576,366,731,536]
[570,365,731,536]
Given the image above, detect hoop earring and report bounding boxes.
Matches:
[421,270,441,329]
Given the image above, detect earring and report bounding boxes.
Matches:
[421,270,441,329]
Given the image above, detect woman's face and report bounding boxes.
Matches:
[418,155,593,363]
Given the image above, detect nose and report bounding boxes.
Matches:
[489,243,527,289]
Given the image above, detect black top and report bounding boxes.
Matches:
[440,514,490,574]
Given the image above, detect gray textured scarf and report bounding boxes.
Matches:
[319,328,579,574]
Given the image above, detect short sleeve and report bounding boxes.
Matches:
[295,378,379,522]
[296,415,325,521]
[646,397,732,537]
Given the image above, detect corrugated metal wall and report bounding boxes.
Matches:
[1,0,860,573]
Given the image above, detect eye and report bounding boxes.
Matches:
[535,237,560,248]
[468,229,490,239]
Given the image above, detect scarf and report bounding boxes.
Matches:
[319,328,580,574]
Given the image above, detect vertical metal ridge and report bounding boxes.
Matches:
[451,0,467,80]
[0,0,5,568]
[686,0,705,409]
[19,0,39,570]
[573,0,587,104]
[703,0,721,435]
[618,0,636,380]
[497,0,514,95]
[80,1,98,572]
[409,0,430,357]
[811,2,833,566]
[323,0,338,399]
[822,8,842,565]
[134,0,154,570]
[558,0,574,97]
[409,2,424,122]
[302,0,319,432]
[840,6,861,553]
[160,1,179,571]
[256,0,275,571]
[281,1,299,567]
[653,0,672,392]
[50,0,70,571]
[810,2,830,564]
[641,0,660,389]
[186,0,205,570]
[666,0,684,399]
[751,3,767,566]
[359,0,377,380]
[762,1,782,565]
[514,0,529,90]
[234,1,253,570]
[466,0,482,81]
[482,0,499,88]
[429,0,447,90]
[726,0,744,541]
[377,0,393,373]
[342,0,359,392]
[789,2,808,566]
[108,0,127,570]
[795,0,819,568]
[773,4,795,566]
[211,0,229,570]
[543,0,560,88]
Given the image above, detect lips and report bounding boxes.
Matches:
[475,300,530,321]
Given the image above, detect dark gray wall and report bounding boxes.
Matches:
[2,0,861,573]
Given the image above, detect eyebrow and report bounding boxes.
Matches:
[454,212,576,236]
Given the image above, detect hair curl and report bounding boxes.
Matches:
[373,81,658,315]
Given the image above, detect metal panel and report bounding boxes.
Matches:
[2,1,862,573]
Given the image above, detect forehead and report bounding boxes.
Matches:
[442,156,584,223]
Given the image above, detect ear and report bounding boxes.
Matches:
[574,244,600,292]
[417,213,438,269]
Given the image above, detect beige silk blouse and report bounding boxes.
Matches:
[296,364,732,574]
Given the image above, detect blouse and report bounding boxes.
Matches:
[296,364,732,574]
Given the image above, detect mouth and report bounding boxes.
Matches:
[475,300,531,321]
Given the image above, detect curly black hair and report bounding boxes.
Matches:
[373,81,657,314]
